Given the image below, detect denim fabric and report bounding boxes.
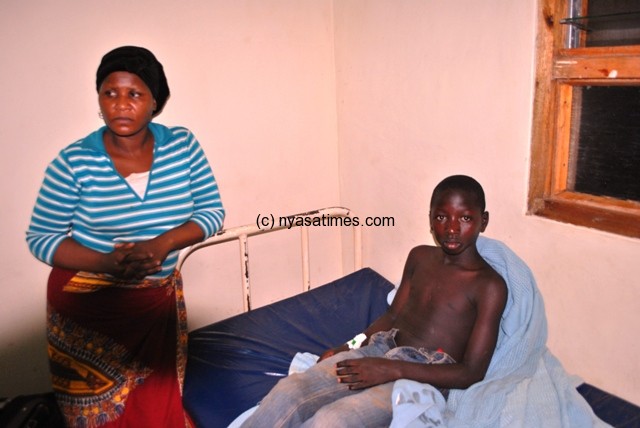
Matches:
[240,329,454,428]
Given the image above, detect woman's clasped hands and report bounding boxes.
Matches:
[110,238,171,280]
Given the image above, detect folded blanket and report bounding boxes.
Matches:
[420,236,611,428]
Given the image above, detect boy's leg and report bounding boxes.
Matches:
[240,350,363,428]
[241,331,394,428]
[300,382,394,428]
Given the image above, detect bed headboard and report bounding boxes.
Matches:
[176,206,362,312]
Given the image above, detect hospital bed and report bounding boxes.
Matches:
[176,207,638,427]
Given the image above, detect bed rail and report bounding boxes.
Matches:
[177,206,362,312]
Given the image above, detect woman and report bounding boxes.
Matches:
[26,46,225,427]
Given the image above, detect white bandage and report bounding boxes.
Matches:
[347,333,367,350]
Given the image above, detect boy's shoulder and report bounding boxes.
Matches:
[407,244,440,260]
[409,244,439,254]
[404,245,443,272]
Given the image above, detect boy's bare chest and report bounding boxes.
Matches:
[408,265,478,313]
[396,264,480,353]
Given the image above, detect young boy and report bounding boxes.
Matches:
[241,175,508,427]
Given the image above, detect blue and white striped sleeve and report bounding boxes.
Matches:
[26,153,80,265]
[186,134,225,238]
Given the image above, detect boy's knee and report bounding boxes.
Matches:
[302,405,343,427]
[305,401,390,428]
[268,373,308,402]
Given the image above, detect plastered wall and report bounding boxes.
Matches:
[334,0,640,404]
[1,0,638,406]
[0,0,342,395]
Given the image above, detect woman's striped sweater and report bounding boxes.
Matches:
[26,122,225,278]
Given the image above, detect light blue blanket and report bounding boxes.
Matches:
[230,237,612,427]
[392,236,610,427]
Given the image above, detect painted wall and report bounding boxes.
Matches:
[0,0,342,395]
[1,0,638,407]
[334,0,639,405]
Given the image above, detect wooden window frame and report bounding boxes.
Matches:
[529,0,640,238]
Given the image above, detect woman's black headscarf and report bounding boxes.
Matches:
[96,46,170,115]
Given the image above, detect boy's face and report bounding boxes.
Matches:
[429,189,488,255]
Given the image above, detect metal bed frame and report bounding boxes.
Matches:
[176,206,362,312]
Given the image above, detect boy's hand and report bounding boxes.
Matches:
[335,357,397,390]
[318,344,349,362]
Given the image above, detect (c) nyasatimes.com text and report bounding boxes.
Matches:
[256,214,395,230]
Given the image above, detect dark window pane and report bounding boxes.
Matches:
[570,86,640,202]
[585,0,640,47]
[562,0,640,47]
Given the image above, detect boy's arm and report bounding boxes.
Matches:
[336,275,507,390]
[318,248,419,361]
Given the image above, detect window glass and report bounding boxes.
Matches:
[529,0,640,238]
[563,0,640,47]
[570,85,640,202]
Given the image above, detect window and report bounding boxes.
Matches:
[529,0,640,238]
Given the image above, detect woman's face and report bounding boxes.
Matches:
[98,71,156,138]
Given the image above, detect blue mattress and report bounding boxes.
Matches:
[183,268,393,427]
[182,268,640,428]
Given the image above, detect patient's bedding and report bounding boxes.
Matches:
[183,268,393,427]
[183,238,624,427]
[398,237,609,427]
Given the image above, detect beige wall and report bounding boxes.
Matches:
[0,0,342,395]
[334,0,640,405]
[1,0,638,406]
